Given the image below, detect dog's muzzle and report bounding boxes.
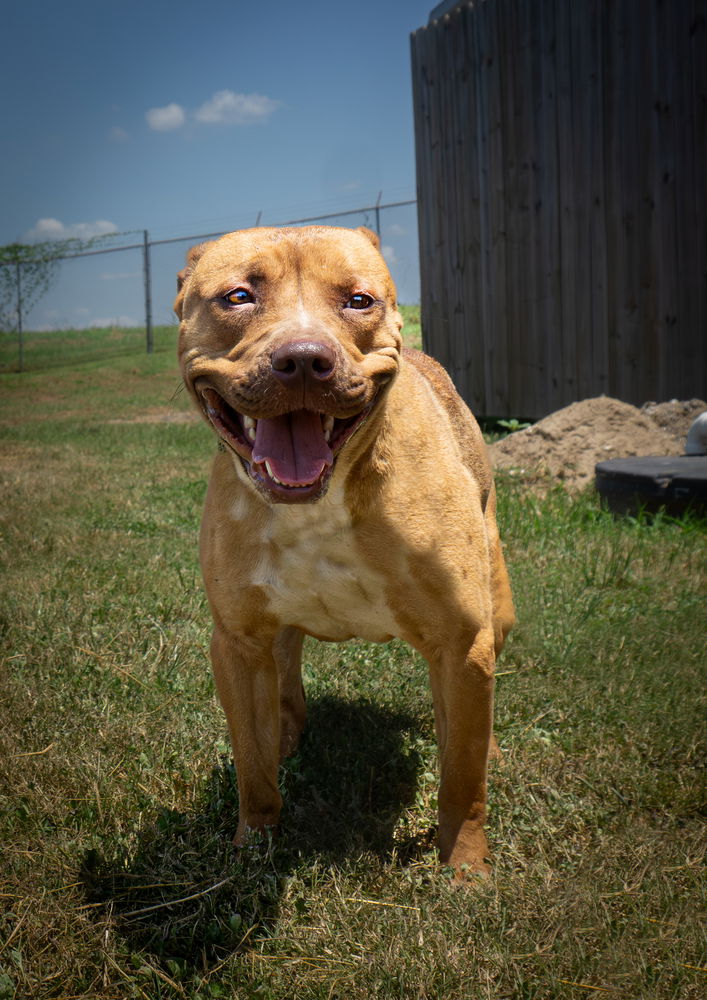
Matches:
[197,339,376,503]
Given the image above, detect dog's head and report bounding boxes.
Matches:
[176,225,403,504]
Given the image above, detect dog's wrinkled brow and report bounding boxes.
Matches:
[201,255,287,295]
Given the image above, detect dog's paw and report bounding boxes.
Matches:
[488,733,505,766]
[453,857,492,885]
[234,822,278,852]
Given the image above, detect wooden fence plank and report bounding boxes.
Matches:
[411,0,706,418]
[587,0,610,400]
[459,2,487,413]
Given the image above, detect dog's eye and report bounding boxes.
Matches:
[345,293,374,310]
[224,288,254,306]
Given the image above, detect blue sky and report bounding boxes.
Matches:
[1,0,433,329]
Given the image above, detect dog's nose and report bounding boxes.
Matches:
[270,340,337,386]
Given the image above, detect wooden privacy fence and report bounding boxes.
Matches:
[411,0,707,419]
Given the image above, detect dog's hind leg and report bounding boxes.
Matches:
[273,626,307,761]
[485,485,515,767]
[485,484,516,659]
[210,625,282,843]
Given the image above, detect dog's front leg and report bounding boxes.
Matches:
[210,625,282,843]
[428,627,496,876]
[273,626,306,761]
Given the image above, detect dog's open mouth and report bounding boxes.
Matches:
[200,387,373,502]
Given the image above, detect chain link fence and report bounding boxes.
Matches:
[1,198,419,371]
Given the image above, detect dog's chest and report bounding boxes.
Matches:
[242,491,397,643]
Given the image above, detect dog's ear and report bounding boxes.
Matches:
[174,242,209,319]
[357,226,381,251]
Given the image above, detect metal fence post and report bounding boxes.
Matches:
[143,229,153,354]
[15,260,23,372]
[375,191,382,239]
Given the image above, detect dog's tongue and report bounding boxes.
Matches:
[252,410,333,486]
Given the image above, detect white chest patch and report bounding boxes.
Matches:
[246,484,398,643]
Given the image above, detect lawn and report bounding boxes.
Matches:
[0,324,704,999]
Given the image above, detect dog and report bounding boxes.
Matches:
[175,225,514,876]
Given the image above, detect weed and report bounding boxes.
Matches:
[496,417,532,433]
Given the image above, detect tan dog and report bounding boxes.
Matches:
[175,225,514,876]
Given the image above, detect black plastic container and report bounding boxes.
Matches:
[595,455,707,517]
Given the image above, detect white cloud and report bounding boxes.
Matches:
[109,125,129,142]
[24,218,119,242]
[387,223,407,237]
[194,90,279,125]
[144,91,278,134]
[88,315,138,328]
[32,306,137,331]
[381,244,399,266]
[146,102,186,131]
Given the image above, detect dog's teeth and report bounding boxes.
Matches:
[243,415,257,442]
[263,461,285,486]
[323,415,334,442]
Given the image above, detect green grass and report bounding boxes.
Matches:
[0,327,704,999]
[398,305,421,349]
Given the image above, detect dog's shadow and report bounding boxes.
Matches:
[81,694,429,968]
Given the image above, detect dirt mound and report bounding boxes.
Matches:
[640,398,707,440]
[489,396,706,492]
